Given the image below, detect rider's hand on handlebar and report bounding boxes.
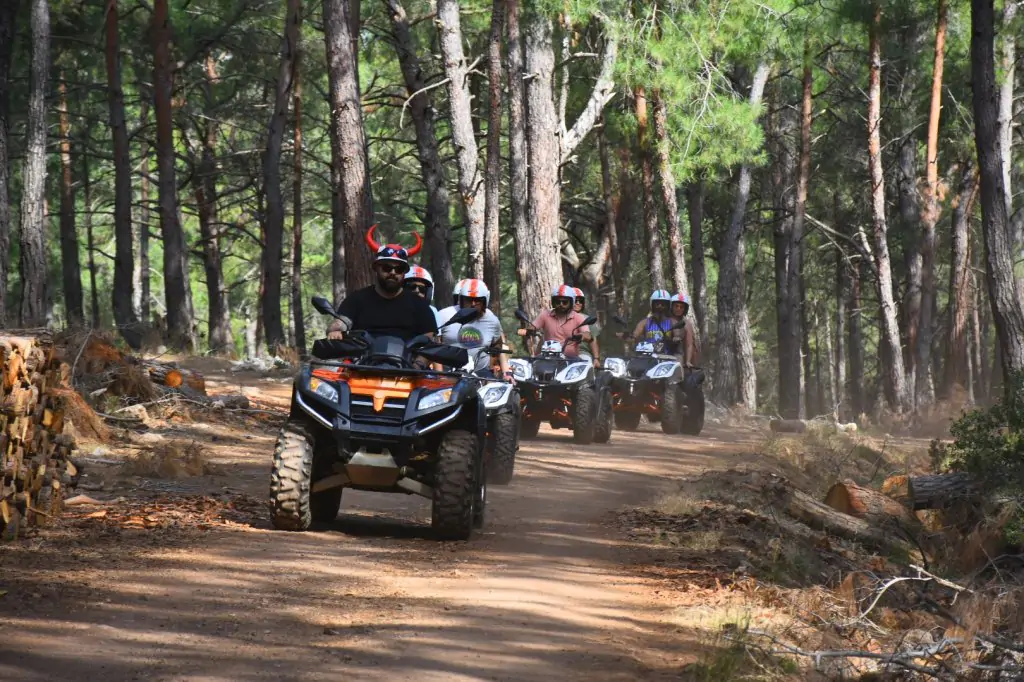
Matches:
[327,319,345,340]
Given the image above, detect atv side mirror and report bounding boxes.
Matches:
[581,315,598,327]
[613,315,628,326]
[514,308,531,325]
[441,306,477,328]
[311,296,339,318]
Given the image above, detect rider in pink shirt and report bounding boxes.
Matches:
[528,285,591,358]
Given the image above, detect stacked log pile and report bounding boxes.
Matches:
[0,333,79,539]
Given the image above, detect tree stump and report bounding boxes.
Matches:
[0,333,79,538]
[824,479,919,529]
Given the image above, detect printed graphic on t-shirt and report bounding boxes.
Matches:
[458,325,485,347]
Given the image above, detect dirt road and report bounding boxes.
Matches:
[0,368,751,681]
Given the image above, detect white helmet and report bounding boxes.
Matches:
[452,278,468,305]
[459,278,491,307]
[404,265,435,303]
[551,284,577,302]
[650,289,672,313]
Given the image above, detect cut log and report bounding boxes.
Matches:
[770,419,807,434]
[908,473,978,510]
[880,474,911,507]
[147,363,185,388]
[824,479,920,528]
[783,487,915,557]
[0,333,79,538]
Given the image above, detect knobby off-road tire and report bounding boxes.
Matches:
[593,390,613,444]
[660,384,683,435]
[572,386,597,444]
[432,429,480,541]
[270,420,342,531]
[615,411,642,431]
[310,438,343,523]
[489,407,519,485]
[680,385,706,436]
[270,421,315,531]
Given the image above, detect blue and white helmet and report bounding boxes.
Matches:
[551,284,577,302]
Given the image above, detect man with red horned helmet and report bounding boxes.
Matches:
[326,226,437,342]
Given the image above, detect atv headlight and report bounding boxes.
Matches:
[307,376,339,402]
[646,362,678,379]
[418,387,454,411]
[603,357,626,377]
[481,384,511,408]
[556,362,590,383]
[509,359,531,381]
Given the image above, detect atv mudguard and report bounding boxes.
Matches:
[683,368,706,391]
[594,370,615,413]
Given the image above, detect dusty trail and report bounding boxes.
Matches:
[0,367,755,681]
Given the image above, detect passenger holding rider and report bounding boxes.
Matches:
[440,279,512,380]
[670,292,699,368]
[436,278,467,329]
[573,287,601,368]
[620,290,683,357]
[326,227,436,343]
[518,285,594,361]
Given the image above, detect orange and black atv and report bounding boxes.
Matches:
[270,297,487,540]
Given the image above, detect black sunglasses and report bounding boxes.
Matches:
[377,263,408,274]
[405,283,428,292]
[553,297,572,306]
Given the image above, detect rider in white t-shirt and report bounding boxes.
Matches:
[442,279,511,378]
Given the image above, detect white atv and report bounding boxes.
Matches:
[457,345,521,485]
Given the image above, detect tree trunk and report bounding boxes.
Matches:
[325,0,373,297]
[383,0,453,299]
[292,45,306,358]
[83,151,100,328]
[897,137,921,390]
[793,47,813,414]
[437,0,486,280]
[507,0,530,311]
[652,91,686,293]
[521,13,564,315]
[848,257,865,417]
[152,0,194,350]
[0,0,19,326]
[598,120,620,311]
[907,473,979,510]
[916,0,948,409]
[942,163,979,398]
[998,1,1016,231]
[785,486,913,556]
[635,86,664,290]
[834,197,848,421]
[195,55,233,355]
[713,62,769,410]
[483,0,504,313]
[104,0,140,346]
[972,0,1024,383]
[19,0,50,327]
[57,77,84,327]
[262,0,301,354]
[867,5,910,412]
[687,180,708,350]
[824,480,919,528]
[138,103,151,326]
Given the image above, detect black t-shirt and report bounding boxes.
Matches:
[336,286,437,341]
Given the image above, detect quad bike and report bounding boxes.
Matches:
[270,298,489,540]
[508,309,614,445]
[603,316,706,436]
[454,342,521,486]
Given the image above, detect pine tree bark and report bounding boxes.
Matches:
[635,86,664,290]
[897,137,921,389]
[713,62,769,410]
[942,163,979,398]
[521,13,564,315]
[152,0,194,350]
[916,0,948,409]
[195,55,233,355]
[138,102,151,325]
[105,0,141,345]
[507,0,530,310]
[325,0,372,297]
[19,0,50,327]
[292,46,306,358]
[57,77,84,327]
[835,245,848,420]
[383,0,452,298]
[794,50,813,415]
[867,5,910,412]
[83,151,100,328]
[437,0,486,280]
[998,1,1016,225]
[0,0,18,327]
[687,180,708,350]
[262,0,302,354]
[773,102,801,419]
[598,121,621,311]
[652,91,685,293]
[483,0,504,313]
[971,0,1024,382]
[848,257,866,417]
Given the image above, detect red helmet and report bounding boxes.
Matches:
[365,225,423,271]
